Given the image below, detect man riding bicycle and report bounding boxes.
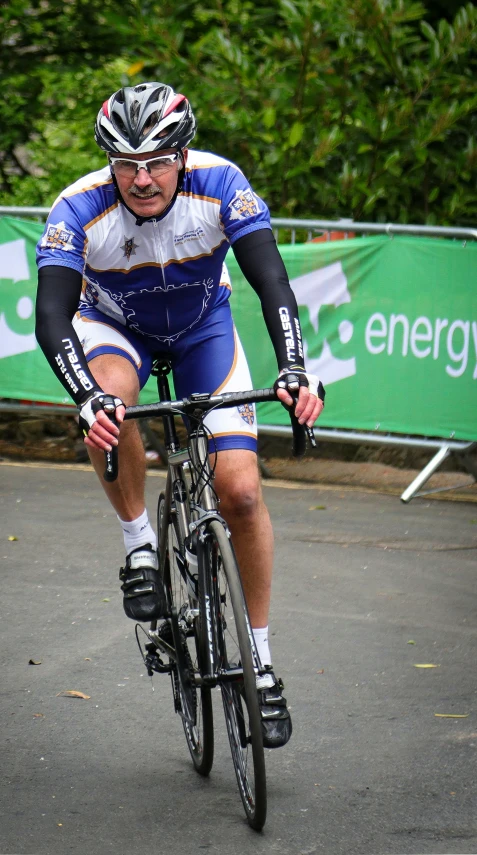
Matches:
[35,82,324,749]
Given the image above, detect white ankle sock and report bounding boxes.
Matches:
[118,509,156,555]
[253,626,272,668]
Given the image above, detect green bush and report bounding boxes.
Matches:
[1,0,476,225]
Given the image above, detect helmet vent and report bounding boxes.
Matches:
[141,111,160,139]
[130,100,140,129]
[113,112,128,137]
[153,122,178,141]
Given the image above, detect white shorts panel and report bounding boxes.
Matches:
[72,313,143,369]
[204,328,257,441]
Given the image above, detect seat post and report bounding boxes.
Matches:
[151,359,178,451]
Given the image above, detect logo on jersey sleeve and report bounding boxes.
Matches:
[40,221,75,252]
[228,189,261,221]
[121,235,139,261]
[237,404,255,426]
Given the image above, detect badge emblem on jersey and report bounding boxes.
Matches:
[82,278,99,305]
[41,221,75,252]
[238,404,255,426]
[228,189,260,221]
[121,235,139,261]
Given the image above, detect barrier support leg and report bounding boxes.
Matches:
[400,446,451,503]
[459,444,477,480]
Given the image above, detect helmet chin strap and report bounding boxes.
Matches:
[110,154,186,226]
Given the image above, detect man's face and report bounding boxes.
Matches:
[109,149,187,218]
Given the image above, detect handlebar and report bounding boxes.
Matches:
[104,387,315,482]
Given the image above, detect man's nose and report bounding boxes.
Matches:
[134,166,153,186]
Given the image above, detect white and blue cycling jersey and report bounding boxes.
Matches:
[36,149,272,345]
[36,150,276,452]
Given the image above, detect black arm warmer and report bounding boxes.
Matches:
[35,266,101,406]
[232,230,305,371]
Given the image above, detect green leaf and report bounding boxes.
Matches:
[420,20,436,41]
[288,121,305,148]
[263,106,276,130]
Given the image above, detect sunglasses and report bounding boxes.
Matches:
[109,152,181,177]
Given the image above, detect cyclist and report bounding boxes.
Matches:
[35,82,325,749]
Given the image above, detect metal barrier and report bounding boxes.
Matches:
[0,206,50,221]
[2,206,477,244]
[1,208,476,501]
[259,424,477,503]
[270,217,477,245]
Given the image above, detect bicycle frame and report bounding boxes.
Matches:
[132,361,260,721]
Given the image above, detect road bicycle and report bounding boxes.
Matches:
[104,359,312,831]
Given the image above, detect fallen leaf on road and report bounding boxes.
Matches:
[434,713,469,718]
[29,659,42,665]
[33,713,44,718]
[56,690,91,700]
[102,598,110,602]
[407,640,415,645]
[316,669,324,674]
[309,505,326,510]
[413,664,440,668]
[8,535,18,541]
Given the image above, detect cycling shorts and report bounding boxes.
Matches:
[72,302,257,453]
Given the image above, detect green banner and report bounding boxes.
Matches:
[228,236,477,441]
[1,215,476,440]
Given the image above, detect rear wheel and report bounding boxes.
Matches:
[157,492,214,776]
[204,519,267,830]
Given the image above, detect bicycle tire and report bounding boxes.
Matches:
[205,519,267,830]
[157,492,214,776]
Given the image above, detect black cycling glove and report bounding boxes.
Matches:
[78,392,124,436]
[274,367,325,403]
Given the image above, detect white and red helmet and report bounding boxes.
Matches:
[94,82,196,154]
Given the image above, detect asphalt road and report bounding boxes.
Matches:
[1,460,476,855]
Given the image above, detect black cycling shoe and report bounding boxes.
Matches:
[119,544,167,622]
[256,669,293,749]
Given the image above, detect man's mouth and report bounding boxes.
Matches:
[129,188,162,200]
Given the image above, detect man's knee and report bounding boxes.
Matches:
[214,453,262,520]
[221,483,261,519]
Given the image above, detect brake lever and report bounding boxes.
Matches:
[304,422,317,449]
[102,403,119,483]
[290,393,316,450]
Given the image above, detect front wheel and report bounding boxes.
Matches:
[157,492,214,776]
[204,520,267,830]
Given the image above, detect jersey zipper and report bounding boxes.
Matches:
[152,219,171,339]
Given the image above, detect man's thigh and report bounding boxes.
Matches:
[88,353,140,407]
[172,305,258,454]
